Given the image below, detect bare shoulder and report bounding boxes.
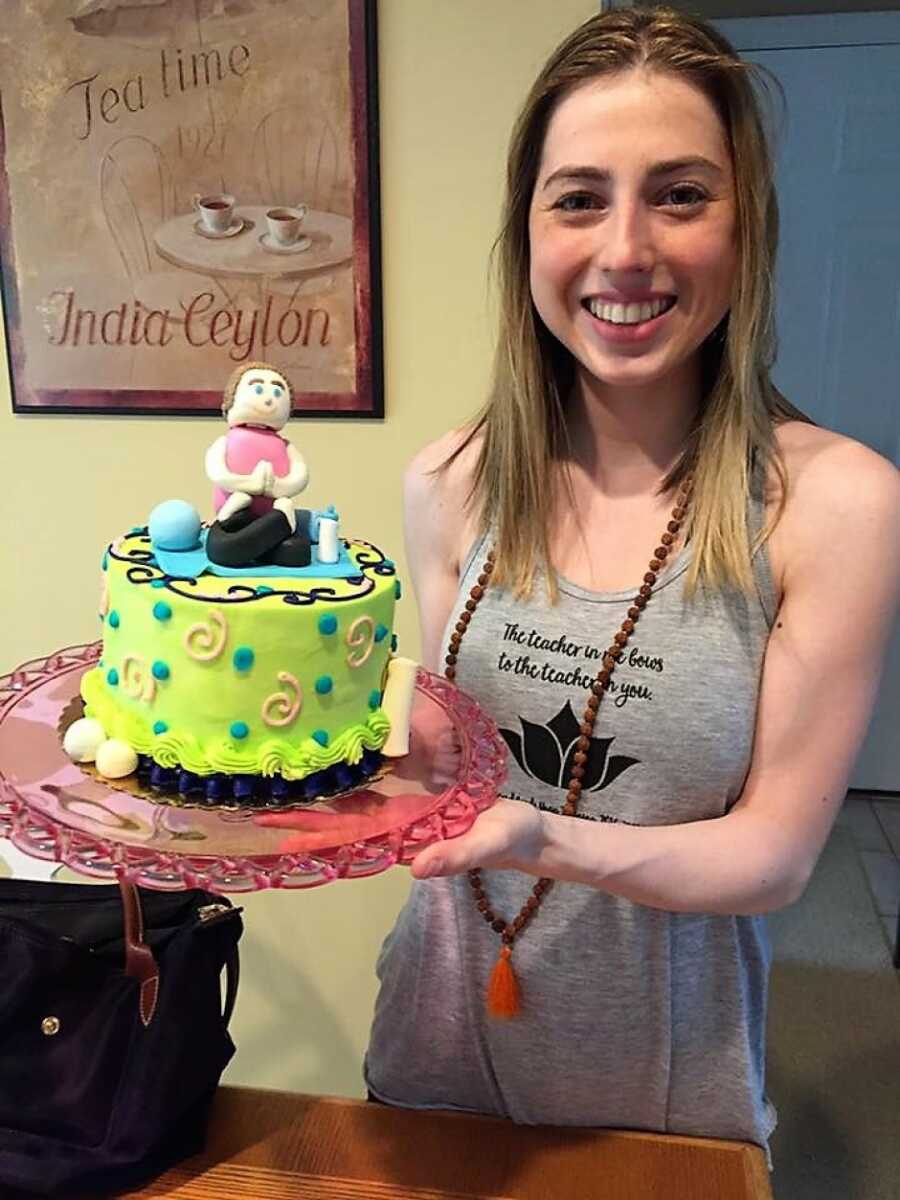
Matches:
[773,419,899,516]
[405,425,481,488]
[403,426,484,573]
[770,420,900,588]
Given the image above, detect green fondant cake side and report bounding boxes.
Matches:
[84,533,397,780]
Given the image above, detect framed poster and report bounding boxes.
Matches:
[0,0,382,417]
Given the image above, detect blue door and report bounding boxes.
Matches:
[716,14,900,792]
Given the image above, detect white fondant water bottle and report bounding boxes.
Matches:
[318,516,339,564]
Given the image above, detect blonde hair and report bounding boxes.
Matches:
[449,4,810,600]
[221,362,293,417]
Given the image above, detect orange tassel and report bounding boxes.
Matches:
[487,945,520,1018]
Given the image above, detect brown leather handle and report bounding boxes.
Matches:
[118,875,160,1028]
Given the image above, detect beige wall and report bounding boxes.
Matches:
[0,0,596,1096]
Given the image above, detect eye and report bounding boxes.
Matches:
[254,384,264,395]
[553,192,601,214]
[273,386,283,398]
[661,184,708,209]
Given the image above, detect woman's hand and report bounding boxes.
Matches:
[410,798,546,879]
[254,796,547,879]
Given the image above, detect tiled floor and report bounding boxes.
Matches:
[835,791,900,961]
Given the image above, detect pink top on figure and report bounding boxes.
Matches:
[205,362,309,531]
[213,425,290,517]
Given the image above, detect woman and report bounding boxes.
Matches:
[271,5,900,1159]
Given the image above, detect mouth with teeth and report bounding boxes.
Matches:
[583,295,677,327]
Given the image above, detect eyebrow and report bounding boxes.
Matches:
[541,157,725,190]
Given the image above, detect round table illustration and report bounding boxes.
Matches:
[0,644,507,894]
[154,206,353,284]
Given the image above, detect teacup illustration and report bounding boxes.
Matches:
[265,205,308,247]
[193,193,236,234]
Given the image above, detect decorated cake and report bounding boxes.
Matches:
[64,362,415,807]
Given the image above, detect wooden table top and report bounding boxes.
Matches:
[119,1086,773,1200]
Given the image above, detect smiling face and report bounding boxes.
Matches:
[227,366,291,430]
[528,68,737,399]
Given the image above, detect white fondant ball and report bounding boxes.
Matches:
[94,739,139,780]
[63,718,107,763]
[149,500,202,551]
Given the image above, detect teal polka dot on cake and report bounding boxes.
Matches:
[153,720,168,735]
[255,585,274,596]
[230,721,249,740]
[151,579,167,589]
[394,580,402,599]
[315,675,333,695]
[318,614,338,636]
[368,689,381,710]
[102,550,109,571]
[374,624,388,643]
[151,660,170,680]
[312,729,329,747]
[108,610,120,629]
[107,668,119,686]
[233,647,255,672]
[391,634,398,652]
[152,601,172,622]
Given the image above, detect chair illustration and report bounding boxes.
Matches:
[100,135,235,322]
[251,107,348,302]
[253,106,343,215]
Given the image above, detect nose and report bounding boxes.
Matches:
[599,198,656,276]
[264,397,273,407]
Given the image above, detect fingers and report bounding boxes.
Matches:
[411,823,504,879]
[253,811,305,827]
[271,833,308,854]
[410,841,454,879]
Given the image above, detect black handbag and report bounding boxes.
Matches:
[0,876,242,1197]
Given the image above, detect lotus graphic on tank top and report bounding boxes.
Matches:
[499,701,639,793]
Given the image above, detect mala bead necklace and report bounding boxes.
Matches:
[444,475,694,1018]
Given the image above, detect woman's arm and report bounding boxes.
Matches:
[412,434,900,915]
[403,429,481,673]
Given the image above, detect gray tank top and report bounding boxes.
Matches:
[365,487,780,1159]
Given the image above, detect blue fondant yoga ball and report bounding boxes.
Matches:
[149,500,202,551]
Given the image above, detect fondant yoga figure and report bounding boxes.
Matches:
[205,362,317,567]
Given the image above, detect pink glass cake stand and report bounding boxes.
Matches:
[0,643,506,894]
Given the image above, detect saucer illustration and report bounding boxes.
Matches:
[260,232,312,255]
[194,217,248,240]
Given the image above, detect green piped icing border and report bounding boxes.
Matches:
[82,666,390,780]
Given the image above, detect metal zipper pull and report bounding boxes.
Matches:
[196,902,240,925]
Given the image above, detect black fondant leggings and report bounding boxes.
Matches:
[206,506,312,568]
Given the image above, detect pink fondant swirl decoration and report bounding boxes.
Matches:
[261,672,303,727]
[184,609,228,661]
